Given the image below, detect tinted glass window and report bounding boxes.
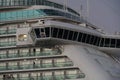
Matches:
[86,34,91,44]
[96,37,101,46]
[93,36,98,45]
[116,39,120,48]
[68,31,74,40]
[34,28,40,38]
[81,33,88,43]
[78,32,83,42]
[51,28,58,38]
[58,28,64,38]
[89,35,94,44]
[110,39,116,47]
[73,32,78,41]
[63,30,69,39]
[45,27,50,37]
[100,38,104,47]
[104,38,110,47]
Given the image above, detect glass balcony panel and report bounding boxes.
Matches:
[0,61,73,71]
[0,9,80,22]
[0,30,7,35]
[19,77,30,80]
[0,54,7,59]
[19,52,29,57]
[0,66,6,71]
[55,75,64,80]
[8,53,18,58]
[35,51,41,56]
[40,52,50,56]
[0,42,8,47]
[8,65,18,70]
[34,64,41,68]
[0,41,16,47]
[20,64,32,69]
[0,47,61,60]
[9,41,16,46]
[42,63,53,68]
[66,74,78,79]
[8,29,16,34]
[54,61,73,67]
[30,76,38,80]
[64,61,73,66]
[42,75,53,80]
[0,50,60,59]
[66,73,85,79]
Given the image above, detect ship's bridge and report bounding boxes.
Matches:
[31,28,120,55]
[15,19,120,55]
[14,19,120,55]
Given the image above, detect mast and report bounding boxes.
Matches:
[86,0,89,23]
[64,0,68,11]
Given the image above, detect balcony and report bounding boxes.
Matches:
[65,73,85,79]
[0,51,60,59]
[0,74,85,80]
[0,61,73,71]
[0,29,16,35]
[0,41,16,47]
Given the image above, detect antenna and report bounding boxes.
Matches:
[86,0,89,23]
[80,4,83,18]
[64,0,68,11]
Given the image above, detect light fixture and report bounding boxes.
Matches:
[18,34,27,41]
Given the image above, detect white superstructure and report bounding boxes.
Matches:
[0,0,120,80]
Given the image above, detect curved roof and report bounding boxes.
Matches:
[0,8,81,22]
[0,0,80,16]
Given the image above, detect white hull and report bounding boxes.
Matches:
[63,45,120,80]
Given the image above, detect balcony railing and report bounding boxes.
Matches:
[0,41,16,47]
[7,29,16,34]
[0,51,60,59]
[0,61,73,71]
[66,73,85,79]
[0,29,16,35]
[0,74,85,80]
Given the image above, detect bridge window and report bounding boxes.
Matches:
[40,28,46,38]
[89,35,95,45]
[96,37,101,46]
[32,27,120,49]
[34,28,40,38]
[78,32,83,42]
[81,33,87,43]
[72,32,78,41]
[110,39,116,47]
[86,34,91,44]
[93,36,98,45]
[51,27,58,38]
[100,38,104,47]
[45,27,50,37]
[63,30,69,40]
[116,39,120,48]
[104,38,110,47]
[58,28,64,38]
[68,31,74,40]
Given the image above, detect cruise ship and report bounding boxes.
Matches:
[0,0,120,80]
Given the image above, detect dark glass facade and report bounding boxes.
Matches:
[0,9,80,22]
[0,0,80,16]
[33,27,120,48]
